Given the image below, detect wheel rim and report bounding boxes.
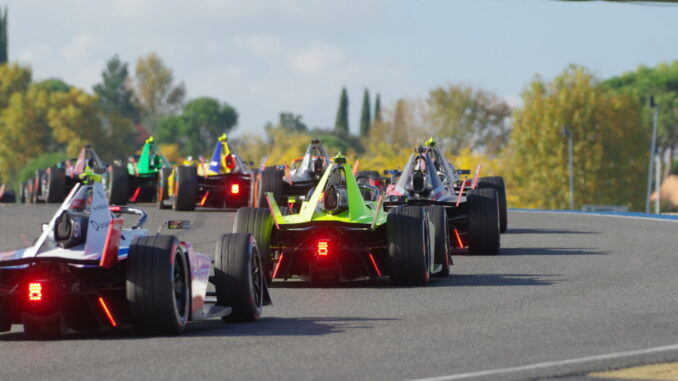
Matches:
[250,245,263,309]
[173,252,189,322]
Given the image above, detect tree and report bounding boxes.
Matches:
[603,61,678,174]
[48,88,106,158]
[134,53,185,123]
[94,55,139,121]
[155,97,238,156]
[0,63,31,109]
[32,78,70,93]
[374,93,382,123]
[0,7,7,65]
[508,65,648,210]
[427,84,511,155]
[360,88,371,137]
[278,112,307,132]
[335,87,349,134]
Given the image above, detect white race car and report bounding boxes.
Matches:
[0,179,269,338]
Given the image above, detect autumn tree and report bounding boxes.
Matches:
[0,63,31,108]
[508,65,648,210]
[134,53,185,130]
[427,84,511,155]
[335,87,349,134]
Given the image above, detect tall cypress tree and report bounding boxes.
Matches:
[359,88,371,137]
[374,93,382,123]
[335,87,349,134]
[0,7,8,65]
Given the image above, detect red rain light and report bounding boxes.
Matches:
[317,240,329,256]
[28,282,42,302]
[130,186,142,202]
[272,253,284,279]
[453,229,464,248]
[199,191,210,206]
[368,253,382,277]
[98,297,117,327]
[230,183,240,195]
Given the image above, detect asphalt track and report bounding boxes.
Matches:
[1,204,678,381]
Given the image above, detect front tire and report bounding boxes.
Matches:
[45,167,66,203]
[387,206,430,286]
[257,168,285,207]
[214,233,264,322]
[157,167,171,209]
[126,235,190,335]
[426,205,450,277]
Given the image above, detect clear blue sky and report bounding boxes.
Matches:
[5,0,678,135]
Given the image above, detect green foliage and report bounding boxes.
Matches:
[374,93,382,123]
[508,65,648,210]
[427,84,511,155]
[335,87,349,134]
[359,88,371,137]
[278,112,307,132]
[0,63,31,108]
[94,55,139,121]
[603,61,678,172]
[31,78,70,93]
[155,97,238,156]
[0,7,7,65]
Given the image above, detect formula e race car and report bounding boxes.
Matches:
[0,174,269,338]
[0,184,16,203]
[234,154,443,286]
[106,136,172,205]
[383,139,506,258]
[254,139,330,210]
[23,145,107,204]
[159,134,254,211]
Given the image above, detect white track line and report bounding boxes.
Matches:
[412,344,678,381]
[511,209,678,223]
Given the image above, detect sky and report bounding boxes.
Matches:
[4,0,678,136]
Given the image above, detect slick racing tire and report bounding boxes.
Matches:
[466,188,500,255]
[478,176,507,233]
[215,233,264,322]
[0,189,16,203]
[107,165,129,205]
[32,170,45,203]
[26,180,34,204]
[257,168,285,207]
[387,206,431,286]
[173,166,197,211]
[45,167,66,203]
[425,205,450,277]
[126,235,190,335]
[233,207,274,284]
[157,167,171,209]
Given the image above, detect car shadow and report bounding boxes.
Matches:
[507,228,599,235]
[0,316,398,342]
[427,273,562,287]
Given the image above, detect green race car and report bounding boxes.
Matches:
[106,136,172,205]
[233,154,445,286]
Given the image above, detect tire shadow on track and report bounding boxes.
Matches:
[507,228,600,235]
[427,273,562,287]
[498,247,606,256]
[0,316,398,341]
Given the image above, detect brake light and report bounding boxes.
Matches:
[230,183,240,195]
[317,240,329,256]
[28,282,42,302]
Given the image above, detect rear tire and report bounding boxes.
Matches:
[478,176,507,233]
[157,168,171,209]
[126,235,190,335]
[257,168,285,207]
[173,166,197,211]
[426,205,450,277]
[233,207,274,284]
[108,165,129,205]
[1,189,16,203]
[466,188,500,254]
[45,167,66,203]
[32,170,44,203]
[387,206,430,286]
[20,182,27,203]
[214,233,264,322]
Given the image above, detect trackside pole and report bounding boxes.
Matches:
[655,154,661,214]
[646,99,658,214]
